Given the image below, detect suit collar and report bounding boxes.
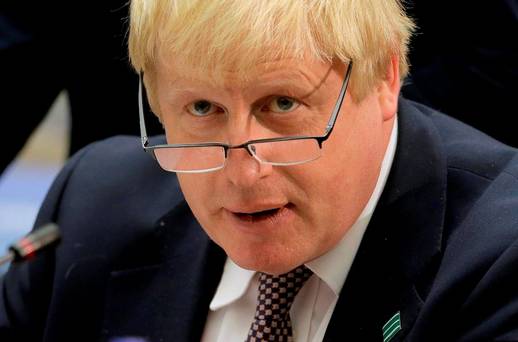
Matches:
[102,201,226,342]
[324,98,447,341]
[378,98,446,281]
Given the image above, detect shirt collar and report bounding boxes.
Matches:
[210,116,398,309]
[210,258,256,310]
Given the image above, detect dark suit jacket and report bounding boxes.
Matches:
[1,98,518,341]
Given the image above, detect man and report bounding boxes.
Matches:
[1,1,518,341]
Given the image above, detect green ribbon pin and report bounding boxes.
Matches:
[383,311,401,342]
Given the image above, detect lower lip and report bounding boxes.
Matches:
[226,205,295,233]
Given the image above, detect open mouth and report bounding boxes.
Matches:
[233,204,292,223]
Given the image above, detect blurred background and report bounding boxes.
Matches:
[0,92,69,272]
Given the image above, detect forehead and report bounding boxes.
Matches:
[153,56,341,92]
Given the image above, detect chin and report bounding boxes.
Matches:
[225,241,305,275]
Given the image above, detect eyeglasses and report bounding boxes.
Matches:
[138,61,353,173]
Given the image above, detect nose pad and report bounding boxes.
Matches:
[245,144,266,164]
[223,145,272,187]
[226,146,258,167]
[229,143,263,164]
[248,144,257,156]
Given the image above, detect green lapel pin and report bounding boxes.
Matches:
[383,311,401,342]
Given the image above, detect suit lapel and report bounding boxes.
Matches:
[101,201,226,342]
[324,99,447,341]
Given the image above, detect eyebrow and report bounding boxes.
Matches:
[251,67,332,99]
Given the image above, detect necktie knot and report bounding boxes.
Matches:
[247,265,313,342]
[258,266,313,319]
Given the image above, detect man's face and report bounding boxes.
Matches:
[153,57,398,274]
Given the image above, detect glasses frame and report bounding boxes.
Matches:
[138,61,353,173]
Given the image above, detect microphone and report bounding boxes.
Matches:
[0,223,61,267]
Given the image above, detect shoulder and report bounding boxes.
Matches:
[44,134,180,204]
[39,135,182,217]
[399,98,518,340]
[35,135,184,266]
[400,97,518,245]
[48,135,175,194]
[399,97,518,194]
[0,135,187,340]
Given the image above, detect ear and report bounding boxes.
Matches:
[377,55,400,121]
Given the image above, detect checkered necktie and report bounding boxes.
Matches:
[246,266,313,342]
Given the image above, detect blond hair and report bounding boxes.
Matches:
[129,0,414,101]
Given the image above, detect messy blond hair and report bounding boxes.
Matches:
[129,0,414,101]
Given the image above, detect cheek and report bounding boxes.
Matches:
[177,174,215,221]
[296,105,385,237]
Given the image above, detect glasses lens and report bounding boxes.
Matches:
[250,138,322,165]
[153,145,226,172]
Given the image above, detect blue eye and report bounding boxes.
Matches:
[187,100,219,116]
[268,96,300,113]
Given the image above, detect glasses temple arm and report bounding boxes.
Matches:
[138,72,149,148]
[323,61,353,137]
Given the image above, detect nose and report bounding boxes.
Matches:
[223,144,273,188]
[222,116,273,187]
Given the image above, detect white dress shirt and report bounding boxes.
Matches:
[202,117,398,342]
